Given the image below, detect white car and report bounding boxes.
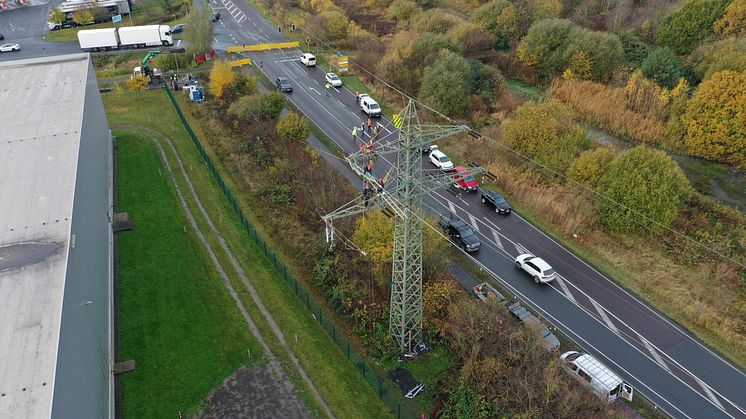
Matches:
[325,72,342,87]
[359,94,382,117]
[429,148,453,171]
[515,254,556,284]
[300,53,316,67]
[0,43,20,52]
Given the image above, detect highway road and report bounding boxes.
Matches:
[0,0,82,61]
[205,2,746,418]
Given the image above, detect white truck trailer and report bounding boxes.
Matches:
[77,28,119,51]
[77,25,173,51]
[118,25,173,48]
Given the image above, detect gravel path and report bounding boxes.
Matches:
[114,125,333,417]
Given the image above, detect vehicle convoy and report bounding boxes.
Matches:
[429,146,454,171]
[481,190,511,214]
[360,94,382,117]
[560,351,634,403]
[77,25,173,51]
[439,213,481,252]
[453,166,478,192]
[515,254,556,284]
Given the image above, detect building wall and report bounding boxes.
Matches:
[51,57,113,419]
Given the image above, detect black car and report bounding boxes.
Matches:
[210,12,221,22]
[276,77,293,92]
[0,34,4,41]
[439,213,481,252]
[171,24,185,33]
[481,190,511,215]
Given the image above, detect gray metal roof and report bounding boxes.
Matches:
[0,53,111,419]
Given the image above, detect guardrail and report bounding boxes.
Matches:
[228,58,253,67]
[226,41,300,53]
[163,85,418,419]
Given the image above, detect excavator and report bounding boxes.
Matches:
[132,50,163,85]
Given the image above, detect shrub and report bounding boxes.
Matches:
[469,61,506,104]
[561,27,623,81]
[714,0,746,37]
[125,74,149,92]
[154,53,192,72]
[681,70,746,167]
[529,0,563,22]
[688,37,746,80]
[419,50,472,115]
[623,70,688,121]
[472,0,519,48]
[388,0,421,21]
[322,10,349,41]
[257,92,286,120]
[618,31,650,67]
[596,146,693,233]
[48,8,66,25]
[640,47,683,88]
[71,9,94,25]
[517,18,578,76]
[447,22,492,54]
[414,9,462,34]
[228,92,285,122]
[568,147,617,188]
[231,74,258,96]
[276,112,311,141]
[655,0,730,54]
[208,60,235,98]
[503,100,590,174]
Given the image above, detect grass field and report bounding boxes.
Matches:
[115,131,262,418]
[105,89,391,418]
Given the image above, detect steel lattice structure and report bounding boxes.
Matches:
[323,99,483,352]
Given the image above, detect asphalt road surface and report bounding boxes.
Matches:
[204,2,746,418]
[0,0,79,61]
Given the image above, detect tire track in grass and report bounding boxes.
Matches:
[114,125,335,418]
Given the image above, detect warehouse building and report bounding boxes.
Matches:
[0,53,113,418]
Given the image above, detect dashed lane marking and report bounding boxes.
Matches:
[590,298,620,335]
[636,332,671,372]
[468,214,480,232]
[491,229,504,251]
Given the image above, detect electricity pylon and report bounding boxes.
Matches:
[323,100,485,352]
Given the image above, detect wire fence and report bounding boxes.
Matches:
[163,86,420,419]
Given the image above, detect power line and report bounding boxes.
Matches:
[293,25,745,269]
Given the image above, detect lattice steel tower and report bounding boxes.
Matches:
[323,99,481,352]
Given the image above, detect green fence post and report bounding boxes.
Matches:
[347,341,350,359]
[318,308,322,324]
[397,403,400,419]
[294,277,298,294]
[332,324,336,341]
[378,378,383,397]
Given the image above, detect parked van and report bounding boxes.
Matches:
[560,351,634,403]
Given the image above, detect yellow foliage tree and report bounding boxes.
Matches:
[714,0,746,37]
[682,70,746,167]
[208,60,236,98]
[125,75,149,92]
[72,9,94,25]
[565,50,592,80]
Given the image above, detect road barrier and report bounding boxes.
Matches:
[163,85,419,419]
[226,41,300,53]
[228,58,253,67]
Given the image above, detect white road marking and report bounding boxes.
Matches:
[308,87,321,96]
[590,298,620,335]
[696,378,726,411]
[491,229,504,251]
[553,274,577,304]
[448,201,456,215]
[514,242,530,255]
[481,216,500,231]
[636,332,671,372]
[468,214,480,232]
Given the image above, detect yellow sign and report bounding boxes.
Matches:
[226,41,300,53]
[338,55,349,72]
[229,58,253,67]
[392,114,402,129]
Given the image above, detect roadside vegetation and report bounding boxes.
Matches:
[254,0,746,370]
[114,131,261,418]
[105,88,390,418]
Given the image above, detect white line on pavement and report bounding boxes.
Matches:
[514,242,530,255]
[590,298,620,335]
[554,274,577,304]
[636,332,671,372]
[469,214,480,232]
[491,229,504,251]
[696,378,726,411]
[448,201,456,214]
[481,216,501,231]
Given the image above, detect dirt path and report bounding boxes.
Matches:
[114,125,335,418]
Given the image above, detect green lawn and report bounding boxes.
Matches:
[105,89,392,418]
[115,131,262,418]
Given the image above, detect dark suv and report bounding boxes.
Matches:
[276,77,293,92]
[439,213,481,252]
[481,190,511,215]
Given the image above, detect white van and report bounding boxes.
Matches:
[300,53,316,67]
[359,94,382,117]
[560,351,634,403]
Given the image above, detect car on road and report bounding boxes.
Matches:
[276,76,293,93]
[210,12,221,22]
[508,302,560,351]
[515,254,556,284]
[359,94,382,117]
[300,53,316,67]
[429,147,453,171]
[171,24,185,33]
[325,72,342,87]
[0,34,4,41]
[439,213,481,252]
[453,166,478,192]
[481,190,511,215]
[0,43,20,52]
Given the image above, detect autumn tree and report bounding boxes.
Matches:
[503,100,590,174]
[322,10,348,41]
[563,50,592,80]
[228,92,285,123]
[655,0,730,54]
[48,8,67,26]
[185,7,214,54]
[528,0,563,22]
[568,147,617,188]
[276,112,311,141]
[414,9,461,34]
[714,0,746,37]
[561,27,623,81]
[71,9,94,25]
[388,0,421,21]
[681,70,746,167]
[472,0,519,48]
[619,31,650,67]
[640,47,683,88]
[125,74,149,92]
[209,60,236,98]
[596,146,693,232]
[423,278,462,333]
[447,22,492,54]
[689,37,746,80]
[419,50,471,115]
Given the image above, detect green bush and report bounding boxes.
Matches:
[596,146,693,232]
[276,112,311,141]
[388,0,421,21]
[322,10,349,41]
[503,100,590,175]
[517,19,578,76]
[414,9,462,34]
[689,37,746,81]
[561,28,623,81]
[619,31,650,67]
[568,147,617,188]
[640,47,683,88]
[472,0,519,48]
[655,0,730,54]
[227,91,285,122]
[419,50,472,115]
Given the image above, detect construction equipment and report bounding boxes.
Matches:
[133,50,163,84]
